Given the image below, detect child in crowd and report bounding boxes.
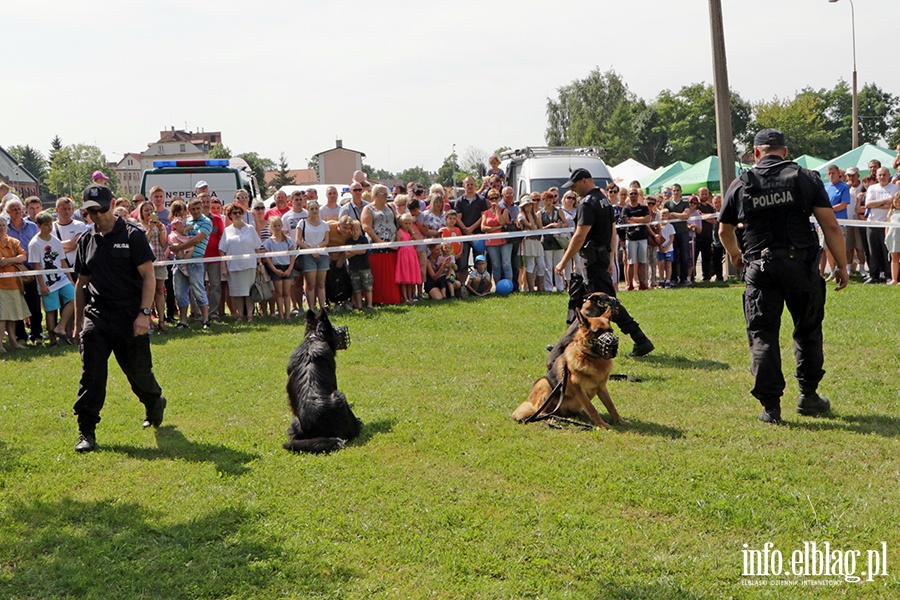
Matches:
[395,213,423,303]
[439,210,463,262]
[438,243,460,298]
[262,215,296,320]
[466,254,493,297]
[167,199,191,276]
[885,192,900,285]
[27,211,76,345]
[346,220,373,310]
[656,208,676,288]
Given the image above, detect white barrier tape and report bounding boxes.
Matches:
[3,213,898,279]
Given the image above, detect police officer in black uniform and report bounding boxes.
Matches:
[72,185,167,452]
[555,168,654,357]
[718,129,848,424]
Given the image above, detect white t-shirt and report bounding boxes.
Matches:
[281,209,308,240]
[660,223,676,251]
[864,182,899,223]
[297,219,330,248]
[218,225,262,272]
[847,182,865,220]
[53,219,90,266]
[27,234,70,292]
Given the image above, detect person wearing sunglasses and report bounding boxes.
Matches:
[71,184,167,452]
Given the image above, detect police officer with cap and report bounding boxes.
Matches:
[555,168,654,356]
[718,129,848,424]
[72,184,167,452]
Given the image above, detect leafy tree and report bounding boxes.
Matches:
[815,80,899,155]
[434,152,460,188]
[47,144,118,199]
[398,166,432,187]
[234,152,275,198]
[307,155,319,171]
[545,68,633,148]
[632,99,670,168]
[207,144,231,159]
[749,92,835,158]
[270,152,296,189]
[654,83,751,164]
[361,163,394,181]
[461,146,490,177]
[7,145,50,198]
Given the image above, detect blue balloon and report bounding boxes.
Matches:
[496,279,514,295]
[471,239,486,254]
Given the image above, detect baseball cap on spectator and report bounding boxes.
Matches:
[82,184,113,210]
[92,170,109,181]
[475,255,487,264]
[561,168,592,189]
[195,180,209,190]
[846,166,859,175]
[753,128,786,147]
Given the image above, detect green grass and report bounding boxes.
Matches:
[1,283,898,599]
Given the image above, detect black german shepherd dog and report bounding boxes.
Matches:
[283,310,360,453]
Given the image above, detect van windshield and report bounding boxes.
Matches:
[530,177,611,193]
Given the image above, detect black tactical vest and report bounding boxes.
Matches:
[737,162,817,255]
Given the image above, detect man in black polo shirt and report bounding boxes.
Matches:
[555,169,654,357]
[72,184,167,452]
[453,176,488,278]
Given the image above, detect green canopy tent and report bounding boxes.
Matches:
[815,143,897,177]
[639,161,692,193]
[650,156,748,195]
[794,154,827,170]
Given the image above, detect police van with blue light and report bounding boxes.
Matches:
[139,159,260,205]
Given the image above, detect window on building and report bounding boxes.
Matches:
[180,144,186,153]
[159,145,165,154]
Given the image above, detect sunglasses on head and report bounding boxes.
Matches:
[86,205,110,215]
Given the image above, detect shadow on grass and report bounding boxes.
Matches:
[0,498,356,598]
[623,418,684,439]
[354,417,396,446]
[634,352,730,371]
[786,413,900,438]
[104,425,258,475]
[598,581,703,599]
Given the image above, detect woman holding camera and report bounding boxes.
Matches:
[138,200,169,332]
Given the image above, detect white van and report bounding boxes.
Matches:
[500,147,613,198]
[140,159,260,204]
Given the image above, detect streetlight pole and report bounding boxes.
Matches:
[829,0,858,149]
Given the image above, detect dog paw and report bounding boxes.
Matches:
[594,422,612,430]
[616,418,631,425]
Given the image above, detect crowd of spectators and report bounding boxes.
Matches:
[2,156,899,352]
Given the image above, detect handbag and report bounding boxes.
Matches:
[250,265,274,304]
[646,225,663,247]
[14,263,34,285]
[553,231,571,249]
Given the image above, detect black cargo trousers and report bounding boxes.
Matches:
[74,306,163,435]
[742,251,825,406]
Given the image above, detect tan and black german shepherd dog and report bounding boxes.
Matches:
[512,304,629,429]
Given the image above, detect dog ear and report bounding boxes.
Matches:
[306,310,317,329]
[576,307,589,329]
[601,306,612,320]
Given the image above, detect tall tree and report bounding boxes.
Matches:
[461,146,490,177]
[398,166,432,187]
[632,100,670,168]
[749,92,835,158]
[207,144,232,159]
[545,68,633,148]
[434,152,460,188]
[48,135,62,165]
[47,144,118,198]
[654,83,751,164]
[270,152,296,189]
[7,145,50,198]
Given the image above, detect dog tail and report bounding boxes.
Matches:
[283,437,348,454]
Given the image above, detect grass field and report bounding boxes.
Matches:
[1,282,898,599]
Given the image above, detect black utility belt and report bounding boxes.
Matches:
[369,248,397,255]
[744,247,816,262]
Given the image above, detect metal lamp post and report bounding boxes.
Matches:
[829,0,858,149]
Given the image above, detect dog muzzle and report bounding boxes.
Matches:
[335,325,350,350]
[590,332,618,359]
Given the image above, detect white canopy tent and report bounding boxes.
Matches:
[609,158,654,186]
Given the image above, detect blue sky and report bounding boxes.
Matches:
[7,0,894,174]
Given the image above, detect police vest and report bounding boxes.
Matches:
[738,162,817,254]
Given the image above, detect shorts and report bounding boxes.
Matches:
[267,263,292,281]
[657,250,674,262]
[41,282,75,312]
[626,239,648,264]
[301,254,330,272]
[153,265,168,281]
[350,268,373,293]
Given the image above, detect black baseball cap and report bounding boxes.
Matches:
[753,128,786,147]
[82,184,113,210]
[561,168,592,189]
